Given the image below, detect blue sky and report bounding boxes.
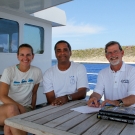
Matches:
[52,0,135,58]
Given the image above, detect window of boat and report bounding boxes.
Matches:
[24,24,44,54]
[0,18,19,53]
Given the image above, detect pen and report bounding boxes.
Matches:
[92,100,114,106]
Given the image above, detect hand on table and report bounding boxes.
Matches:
[51,96,68,106]
[101,99,118,107]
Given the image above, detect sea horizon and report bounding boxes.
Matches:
[52,59,135,64]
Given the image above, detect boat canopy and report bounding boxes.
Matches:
[0,0,72,14]
[0,0,72,26]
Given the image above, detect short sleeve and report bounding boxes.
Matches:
[93,70,104,96]
[127,67,135,96]
[76,64,89,89]
[35,68,43,84]
[0,68,13,85]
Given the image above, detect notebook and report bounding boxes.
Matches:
[99,106,135,119]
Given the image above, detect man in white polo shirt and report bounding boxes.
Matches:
[87,41,135,107]
[43,40,89,106]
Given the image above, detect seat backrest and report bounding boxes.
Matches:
[0,47,3,52]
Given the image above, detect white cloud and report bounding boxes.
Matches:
[52,20,105,38]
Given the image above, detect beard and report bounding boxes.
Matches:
[109,58,120,66]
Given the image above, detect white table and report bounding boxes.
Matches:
[5,100,135,135]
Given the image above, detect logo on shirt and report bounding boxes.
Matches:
[21,79,27,83]
[13,81,20,84]
[121,79,129,83]
[13,78,34,85]
[28,78,34,83]
[69,76,75,85]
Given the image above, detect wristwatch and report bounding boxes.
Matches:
[117,99,124,107]
[67,95,72,101]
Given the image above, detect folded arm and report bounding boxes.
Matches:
[101,95,135,107]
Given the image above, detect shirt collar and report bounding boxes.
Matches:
[109,61,125,73]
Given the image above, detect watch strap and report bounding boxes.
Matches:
[117,99,124,107]
[67,95,72,101]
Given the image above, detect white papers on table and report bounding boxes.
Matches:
[70,105,101,114]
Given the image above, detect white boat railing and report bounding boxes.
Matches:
[88,82,96,85]
[87,73,98,75]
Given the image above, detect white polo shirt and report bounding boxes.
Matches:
[94,62,135,101]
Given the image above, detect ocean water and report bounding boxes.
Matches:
[52,59,135,90]
[82,63,109,90]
